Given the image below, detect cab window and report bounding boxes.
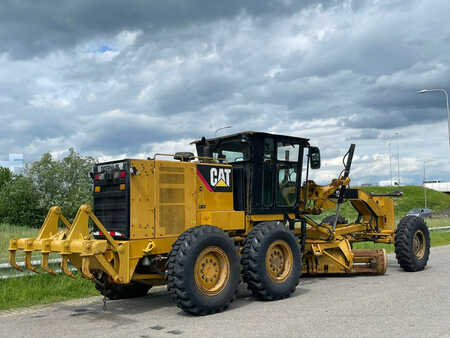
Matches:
[276,141,300,207]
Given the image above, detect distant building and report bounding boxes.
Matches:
[424,181,450,194]
[0,154,24,174]
[361,183,373,187]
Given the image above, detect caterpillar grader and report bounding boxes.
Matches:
[9,131,430,315]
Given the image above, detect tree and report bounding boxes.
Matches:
[26,148,95,219]
[0,175,44,227]
[0,166,13,189]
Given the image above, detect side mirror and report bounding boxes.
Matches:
[309,146,321,169]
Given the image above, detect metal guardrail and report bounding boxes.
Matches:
[429,226,450,231]
[0,258,61,270]
[0,226,449,279]
[0,258,77,279]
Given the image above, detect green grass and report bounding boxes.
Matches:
[354,231,450,253]
[426,217,450,228]
[0,272,98,311]
[310,185,450,224]
[359,186,450,216]
[0,224,98,311]
[0,224,39,264]
[0,185,448,310]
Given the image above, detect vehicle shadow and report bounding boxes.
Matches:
[57,281,311,320]
[56,258,407,321]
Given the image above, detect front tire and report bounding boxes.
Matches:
[242,221,301,300]
[166,225,240,315]
[394,216,430,272]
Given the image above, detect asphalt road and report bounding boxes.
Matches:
[1,246,449,338]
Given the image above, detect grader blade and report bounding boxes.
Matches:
[8,248,23,272]
[25,251,39,274]
[352,249,387,275]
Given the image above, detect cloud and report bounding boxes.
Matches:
[0,0,449,186]
[0,0,329,60]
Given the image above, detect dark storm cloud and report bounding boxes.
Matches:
[1,0,450,185]
[0,0,333,59]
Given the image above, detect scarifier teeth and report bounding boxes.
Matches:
[61,255,75,279]
[81,257,94,280]
[25,251,39,274]
[8,250,23,272]
[41,253,56,276]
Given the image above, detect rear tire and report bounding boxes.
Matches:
[95,275,151,300]
[242,221,301,300]
[395,216,430,272]
[166,225,240,315]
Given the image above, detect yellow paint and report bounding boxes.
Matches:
[215,179,228,187]
[9,150,398,292]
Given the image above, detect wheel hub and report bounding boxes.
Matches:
[265,240,293,283]
[194,246,230,296]
[413,230,426,259]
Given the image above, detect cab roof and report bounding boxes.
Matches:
[191,131,310,145]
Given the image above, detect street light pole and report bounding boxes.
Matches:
[417,88,450,147]
[389,142,393,186]
[423,159,435,209]
[395,132,400,186]
[423,160,427,208]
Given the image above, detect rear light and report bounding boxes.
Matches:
[113,170,127,180]
[94,173,105,181]
[93,231,125,238]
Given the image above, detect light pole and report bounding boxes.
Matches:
[214,126,232,137]
[389,142,393,186]
[417,88,450,147]
[423,160,434,209]
[423,160,427,208]
[395,132,400,186]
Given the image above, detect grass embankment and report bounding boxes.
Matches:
[0,224,38,264]
[311,185,450,226]
[0,224,97,311]
[0,186,449,311]
[0,273,98,311]
[354,231,450,253]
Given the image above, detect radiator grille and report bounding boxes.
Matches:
[160,205,185,235]
[160,166,184,173]
[159,166,185,236]
[160,188,184,203]
[160,173,184,184]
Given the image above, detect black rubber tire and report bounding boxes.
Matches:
[395,216,430,272]
[241,221,301,300]
[320,215,348,225]
[166,225,240,315]
[95,277,151,300]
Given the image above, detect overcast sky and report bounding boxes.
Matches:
[1,0,449,185]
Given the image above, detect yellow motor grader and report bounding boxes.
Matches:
[9,131,430,315]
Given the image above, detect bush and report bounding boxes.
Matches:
[0,167,13,189]
[0,149,94,227]
[0,175,45,228]
[26,148,94,220]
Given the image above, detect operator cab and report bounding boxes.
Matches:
[192,131,319,215]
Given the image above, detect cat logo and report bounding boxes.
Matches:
[210,167,231,188]
[196,165,233,192]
